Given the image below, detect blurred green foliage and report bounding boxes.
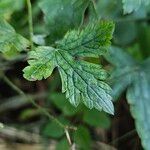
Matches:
[0,0,150,150]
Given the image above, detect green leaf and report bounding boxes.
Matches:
[42,117,69,138]
[83,109,111,128]
[42,121,64,138]
[24,21,114,114]
[122,0,150,14]
[127,61,150,150]
[105,47,136,100]
[24,46,114,114]
[0,20,29,57]
[56,138,70,150]
[39,0,90,42]
[57,21,115,57]
[73,126,92,150]
[106,46,150,150]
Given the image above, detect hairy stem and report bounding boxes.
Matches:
[27,0,34,50]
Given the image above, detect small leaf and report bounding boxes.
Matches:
[42,117,69,138]
[73,126,92,150]
[56,138,70,150]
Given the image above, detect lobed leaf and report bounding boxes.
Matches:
[127,69,150,150]
[106,46,150,150]
[23,46,114,115]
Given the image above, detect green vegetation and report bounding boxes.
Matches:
[0,0,150,150]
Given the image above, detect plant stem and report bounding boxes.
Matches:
[65,129,72,146]
[27,0,34,50]
[110,129,136,145]
[2,75,77,132]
